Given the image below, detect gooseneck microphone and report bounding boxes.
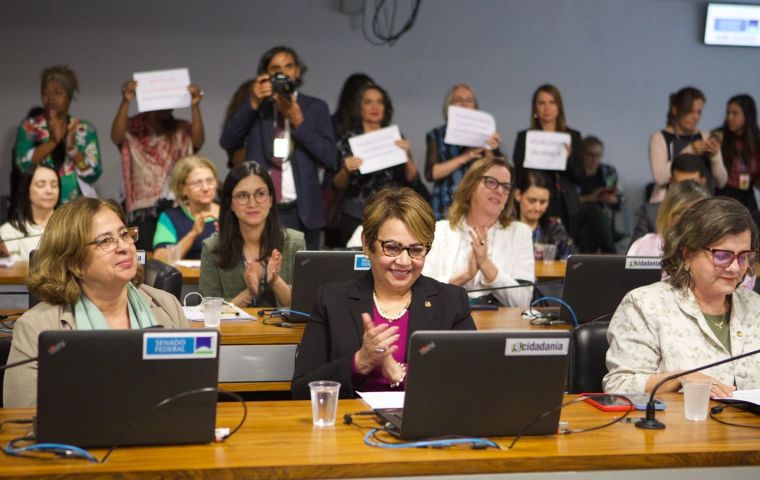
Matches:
[0,340,66,372]
[636,346,760,429]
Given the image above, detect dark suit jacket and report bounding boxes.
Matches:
[219,93,338,230]
[291,273,476,399]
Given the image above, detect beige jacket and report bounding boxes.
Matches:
[3,284,189,408]
[604,281,760,393]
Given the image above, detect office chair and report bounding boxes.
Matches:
[0,336,12,407]
[28,250,39,309]
[144,259,183,301]
[569,321,610,394]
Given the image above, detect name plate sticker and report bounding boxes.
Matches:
[354,254,371,270]
[505,338,570,356]
[143,331,218,360]
[625,257,662,269]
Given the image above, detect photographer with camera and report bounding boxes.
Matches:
[220,46,337,249]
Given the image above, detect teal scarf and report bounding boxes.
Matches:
[74,283,157,330]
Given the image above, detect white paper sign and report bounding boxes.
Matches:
[133,68,191,113]
[524,130,571,171]
[443,105,496,148]
[348,125,407,175]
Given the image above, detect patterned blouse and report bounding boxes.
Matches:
[15,111,102,203]
[425,124,468,220]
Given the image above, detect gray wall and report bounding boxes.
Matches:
[2,0,759,217]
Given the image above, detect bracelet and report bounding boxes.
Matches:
[390,363,407,388]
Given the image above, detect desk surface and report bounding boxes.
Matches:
[1,395,759,479]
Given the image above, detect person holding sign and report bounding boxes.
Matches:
[220,46,337,250]
[425,84,501,220]
[111,76,205,251]
[512,84,583,238]
[332,84,418,247]
[14,65,102,204]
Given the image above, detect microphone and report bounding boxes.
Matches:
[466,279,563,294]
[636,346,760,429]
[0,340,66,372]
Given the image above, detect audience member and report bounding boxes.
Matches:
[424,83,501,220]
[219,46,337,249]
[291,188,475,399]
[199,162,304,308]
[14,65,102,204]
[423,157,535,307]
[332,72,374,137]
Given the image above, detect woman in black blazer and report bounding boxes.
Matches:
[291,188,475,399]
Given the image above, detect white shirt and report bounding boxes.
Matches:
[0,221,44,262]
[274,97,297,203]
[423,219,535,307]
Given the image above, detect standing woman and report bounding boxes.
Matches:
[200,162,305,308]
[332,83,418,246]
[425,83,501,220]
[648,86,726,203]
[0,165,59,261]
[512,84,583,237]
[111,79,205,251]
[713,94,760,211]
[424,157,535,307]
[14,65,102,203]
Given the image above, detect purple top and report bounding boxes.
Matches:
[351,305,409,391]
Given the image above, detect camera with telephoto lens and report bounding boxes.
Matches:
[270,73,295,96]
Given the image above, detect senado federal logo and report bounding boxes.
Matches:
[505,338,569,356]
[142,332,219,360]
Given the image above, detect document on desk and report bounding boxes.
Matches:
[443,105,496,148]
[524,130,571,171]
[716,389,760,406]
[183,304,254,321]
[133,68,192,113]
[357,391,405,410]
[175,259,201,268]
[348,125,406,175]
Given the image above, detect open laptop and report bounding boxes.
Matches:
[289,250,370,321]
[35,329,220,448]
[375,330,571,439]
[559,255,661,324]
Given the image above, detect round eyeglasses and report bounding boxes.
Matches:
[481,175,512,194]
[232,189,271,205]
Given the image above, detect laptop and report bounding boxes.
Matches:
[35,329,220,448]
[559,255,661,324]
[289,250,370,321]
[375,330,571,439]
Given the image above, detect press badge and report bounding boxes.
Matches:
[739,173,750,190]
[273,138,290,158]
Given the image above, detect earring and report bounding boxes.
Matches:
[533,113,538,119]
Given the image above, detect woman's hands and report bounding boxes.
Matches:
[188,84,204,106]
[354,313,400,376]
[646,371,736,397]
[691,138,720,156]
[266,249,282,284]
[343,156,363,173]
[244,249,284,297]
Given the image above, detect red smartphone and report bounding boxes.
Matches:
[580,393,634,412]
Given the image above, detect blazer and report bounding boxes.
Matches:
[219,93,338,230]
[3,284,189,408]
[291,273,476,399]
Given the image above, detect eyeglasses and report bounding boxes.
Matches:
[451,96,476,105]
[232,189,271,205]
[702,248,758,269]
[482,176,512,194]
[377,239,430,260]
[186,178,217,190]
[87,227,139,253]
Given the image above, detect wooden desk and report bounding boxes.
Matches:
[535,260,566,280]
[1,395,759,479]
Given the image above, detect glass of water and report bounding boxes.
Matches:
[202,297,223,328]
[308,381,341,427]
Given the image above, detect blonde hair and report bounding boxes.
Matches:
[449,157,515,229]
[362,188,435,253]
[442,83,478,120]
[27,198,142,305]
[655,180,709,236]
[170,155,219,201]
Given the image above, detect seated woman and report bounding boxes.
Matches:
[3,198,189,407]
[604,197,760,395]
[153,155,219,262]
[423,157,535,307]
[0,164,59,261]
[199,162,305,307]
[514,170,574,260]
[291,188,475,399]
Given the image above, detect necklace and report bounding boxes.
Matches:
[373,292,411,322]
[706,311,728,330]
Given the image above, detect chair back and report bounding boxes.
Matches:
[0,336,12,407]
[144,259,183,301]
[569,321,610,394]
[28,250,39,309]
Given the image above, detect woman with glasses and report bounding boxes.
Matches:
[423,157,535,307]
[199,162,305,308]
[3,198,189,408]
[152,155,219,262]
[605,197,760,395]
[291,188,475,399]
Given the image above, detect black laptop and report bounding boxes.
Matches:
[35,329,220,448]
[375,330,571,439]
[289,250,370,320]
[559,255,661,324]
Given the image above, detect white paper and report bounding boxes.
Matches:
[174,259,201,268]
[348,125,407,175]
[133,68,191,113]
[357,391,405,410]
[716,389,760,405]
[524,130,571,171]
[443,105,496,148]
[183,304,254,321]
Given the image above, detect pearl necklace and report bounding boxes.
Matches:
[373,292,411,321]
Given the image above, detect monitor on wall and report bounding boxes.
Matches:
[705,3,760,47]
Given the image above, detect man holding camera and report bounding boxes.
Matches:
[220,46,337,249]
